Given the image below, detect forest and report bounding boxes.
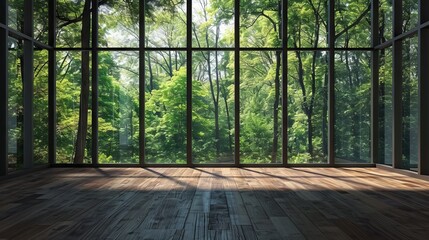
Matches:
[5,0,419,167]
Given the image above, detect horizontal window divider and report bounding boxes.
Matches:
[375,27,424,50]
[51,163,376,168]
[3,26,51,50]
[54,47,374,51]
[422,21,429,29]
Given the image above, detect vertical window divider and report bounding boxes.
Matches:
[48,0,57,166]
[372,0,380,164]
[392,0,403,169]
[140,0,146,167]
[187,0,193,167]
[282,0,288,167]
[23,0,34,169]
[0,0,8,176]
[234,0,240,167]
[92,0,99,166]
[328,0,335,166]
[418,0,429,174]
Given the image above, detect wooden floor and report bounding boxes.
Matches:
[1,168,429,240]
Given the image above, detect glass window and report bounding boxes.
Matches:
[34,0,49,43]
[145,51,187,164]
[192,51,235,164]
[192,0,234,48]
[145,0,186,48]
[401,36,418,171]
[379,0,393,43]
[98,52,140,164]
[241,0,281,48]
[402,0,419,33]
[8,37,23,172]
[288,0,328,48]
[240,51,282,164]
[288,51,328,164]
[335,51,371,163]
[99,1,139,48]
[56,51,92,164]
[56,0,92,48]
[8,0,24,32]
[34,48,49,165]
[378,47,393,166]
[335,0,371,48]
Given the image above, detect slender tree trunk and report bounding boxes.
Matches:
[17,49,24,166]
[322,67,328,156]
[147,52,154,93]
[379,48,386,162]
[129,110,133,156]
[222,84,233,152]
[214,51,221,156]
[73,0,91,164]
[272,51,281,163]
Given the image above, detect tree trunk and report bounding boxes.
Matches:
[222,84,233,152]
[73,0,91,164]
[272,51,281,163]
[322,63,328,156]
[147,52,154,93]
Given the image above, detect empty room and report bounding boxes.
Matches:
[1,0,429,239]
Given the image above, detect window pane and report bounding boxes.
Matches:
[403,0,418,33]
[335,51,371,163]
[34,0,49,43]
[34,48,49,165]
[288,51,328,164]
[8,38,23,172]
[145,0,186,48]
[402,36,418,171]
[241,0,281,48]
[335,0,371,48]
[288,0,328,48]
[145,51,187,164]
[379,47,393,165]
[8,0,24,32]
[193,51,235,164]
[99,1,139,48]
[56,0,92,48]
[56,51,92,164]
[192,0,234,48]
[379,0,393,43]
[98,52,139,164]
[240,51,282,164]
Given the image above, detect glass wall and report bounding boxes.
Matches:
[98,52,139,164]
[145,51,187,164]
[8,38,23,172]
[240,51,282,164]
[56,51,92,164]
[193,51,235,164]
[2,0,429,175]
[34,48,49,165]
[335,51,371,164]
[378,48,393,166]
[288,51,328,164]
[99,1,139,48]
[335,0,371,48]
[401,36,418,171]
[379,0,393,44]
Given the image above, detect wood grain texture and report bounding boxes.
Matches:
[0,167,429,240]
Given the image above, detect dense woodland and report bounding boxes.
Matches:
[6,0,419,167]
